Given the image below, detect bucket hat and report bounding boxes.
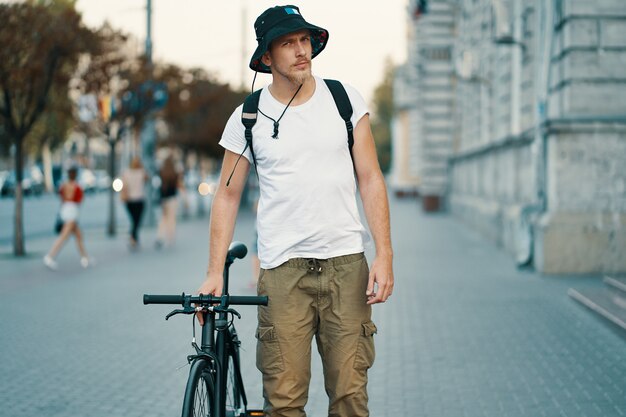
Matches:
[249,5,329,74]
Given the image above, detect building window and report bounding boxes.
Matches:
[423,47,452,61]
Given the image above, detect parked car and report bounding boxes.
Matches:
[52,164,63,192]
[29,166,45,195]
[0,171,9,197]
[1,171,15,197]
[1,167,44,196]
[94,169,111,192]
[78,168,97,193]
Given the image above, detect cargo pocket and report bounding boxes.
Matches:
[256,325,284,375]
[354,321,377,370]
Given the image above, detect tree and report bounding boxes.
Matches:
[162,68,246,159]
[0,2,97,256]
[24,86,73,158]
[371,58,395,174]
[24,84,74,192]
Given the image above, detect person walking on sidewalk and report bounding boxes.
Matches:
[120,156,148,250]
[197,5,394,416]
[155,155,184,248]
[44,166,91,270]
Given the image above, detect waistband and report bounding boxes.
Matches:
[280,252,364,269]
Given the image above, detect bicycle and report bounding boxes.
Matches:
[144,241,268,417]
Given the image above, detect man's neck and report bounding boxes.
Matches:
[269,75,315,106]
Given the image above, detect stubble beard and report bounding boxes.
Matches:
[270,54,313,86]
[287,67,312,85]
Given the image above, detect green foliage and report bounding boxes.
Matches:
[0,1,96,145]
[162,68,246,158]
[24,85,73,155]
[371,58,395,174]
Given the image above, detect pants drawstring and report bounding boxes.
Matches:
[307,259,322,273]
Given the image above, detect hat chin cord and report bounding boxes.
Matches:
[251,71,259,94]
[257,83,303,139]
[225,79,302,187]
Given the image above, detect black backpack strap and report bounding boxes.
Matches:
[324,79,355,161]
[241,89,262,177]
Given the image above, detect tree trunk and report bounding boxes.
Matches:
[42,139,54,192]
[181,148,190,220]
[107,136,116,237]
[13,136,25,256]
[195,153,205,218]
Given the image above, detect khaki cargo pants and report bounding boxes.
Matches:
[256,253,377,417]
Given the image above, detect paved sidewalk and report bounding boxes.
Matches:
[0,196,624,417]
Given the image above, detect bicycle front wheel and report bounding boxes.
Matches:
[182,358,216,417]
[225,353,243,416]
[224,325,248,417]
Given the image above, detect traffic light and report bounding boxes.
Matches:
[140,81,168,111]
[120,82,168,116]
[121,90,141,116]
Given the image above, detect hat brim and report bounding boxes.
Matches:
[249,19,329,74]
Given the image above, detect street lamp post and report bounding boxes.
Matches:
[106,123,119,237]
[142,0,157,227]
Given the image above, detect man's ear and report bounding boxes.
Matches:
[261,51,271,67]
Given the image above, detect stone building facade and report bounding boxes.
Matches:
[389,63,421,196]
[402,0,626,274]
[392,0,456,210]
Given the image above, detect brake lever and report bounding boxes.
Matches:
[165,307,195,320]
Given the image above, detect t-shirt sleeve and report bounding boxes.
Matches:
[218,104,252,163]
[342,83,370,128]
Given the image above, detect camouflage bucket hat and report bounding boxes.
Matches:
[249,5,329,74]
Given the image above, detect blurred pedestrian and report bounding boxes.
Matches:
[121,156,148,250]
[155,156,184,248]
[44,166,91,270]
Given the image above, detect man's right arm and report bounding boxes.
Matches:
[197,150,251,299]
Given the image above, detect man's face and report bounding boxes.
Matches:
[263,29,313,84]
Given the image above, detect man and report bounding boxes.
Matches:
[198,5,394,416]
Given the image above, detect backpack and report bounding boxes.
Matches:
[241,79,355,177]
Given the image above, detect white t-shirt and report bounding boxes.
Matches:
[122,169,146,201]
[220,76,370,269]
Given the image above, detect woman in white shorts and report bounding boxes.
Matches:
[44,166,91,270]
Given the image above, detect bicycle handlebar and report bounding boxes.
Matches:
[143,293,268,306]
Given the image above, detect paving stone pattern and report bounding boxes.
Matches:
[0,196,624,417]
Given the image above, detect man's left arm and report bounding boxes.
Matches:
[352,114,394,304]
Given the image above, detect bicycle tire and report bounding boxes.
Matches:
[225,328,245,416]
[226,354,242,416]
[182,358,216,417]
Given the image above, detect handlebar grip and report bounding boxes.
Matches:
[227,241,248,260]
[228,295,269,306]
[143,294,184,305]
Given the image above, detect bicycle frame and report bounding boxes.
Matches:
[197,251,248,417]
